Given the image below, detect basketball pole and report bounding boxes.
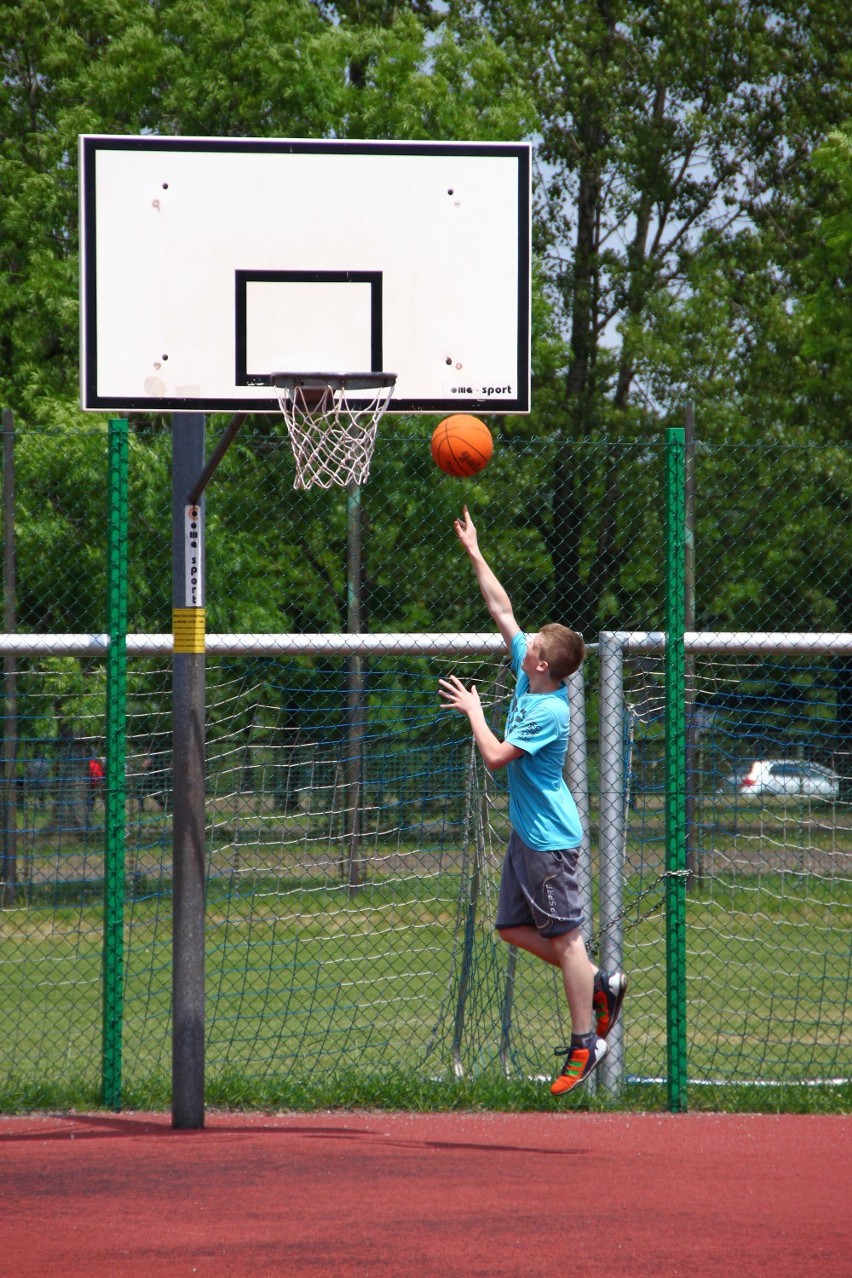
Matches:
[187,412,247,506]
[344,481,365,891]
[171,413,207,1129]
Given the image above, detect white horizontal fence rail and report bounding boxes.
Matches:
[7,631,852,658]
[0,632,511,657]
[610,632,852,655]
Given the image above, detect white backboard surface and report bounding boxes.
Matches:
[79,136,531,413]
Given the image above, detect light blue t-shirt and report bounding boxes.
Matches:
[503,632,582,851]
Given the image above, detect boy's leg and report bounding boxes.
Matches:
[549,927,607,1096]
[550,926,594,1034]
[497,924,560,967]
[547,926,607,1096]
[498,924,599,981]
[497,926,627,1039]
[496,837,606,1094]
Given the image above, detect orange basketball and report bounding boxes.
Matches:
[430,415,493,477]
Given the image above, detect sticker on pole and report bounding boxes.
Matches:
[173,607,206,654]
[184,505,204,607]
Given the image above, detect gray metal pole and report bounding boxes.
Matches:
[598,631,626,1094]
[566,667,592,944]
[344,482,365,891]
[171,413,206,1129]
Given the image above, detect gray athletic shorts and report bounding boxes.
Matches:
[495,830,585,939]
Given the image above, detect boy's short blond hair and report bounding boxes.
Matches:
[537,623,585,682]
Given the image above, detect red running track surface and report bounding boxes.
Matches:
[1,1110,849,1276]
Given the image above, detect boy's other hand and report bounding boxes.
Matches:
[438,675,482,718]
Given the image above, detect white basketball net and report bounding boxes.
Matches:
[272,374,396,490]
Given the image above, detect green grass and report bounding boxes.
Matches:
[1,1070,849,1117]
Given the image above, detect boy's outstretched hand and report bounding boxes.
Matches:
[453,505,479,556]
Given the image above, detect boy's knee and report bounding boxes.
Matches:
[497,926,523,947]
[550,925,584,956]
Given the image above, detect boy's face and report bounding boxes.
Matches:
[522,632,546,677]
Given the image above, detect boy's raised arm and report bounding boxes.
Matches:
[453,506,520,652]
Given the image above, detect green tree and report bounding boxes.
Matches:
[794,124,852,788]
[798,125,852,429]
[449,0,852,628]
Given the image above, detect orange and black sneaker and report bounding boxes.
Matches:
[593,969,628,1039]
[551,1035,607,1096]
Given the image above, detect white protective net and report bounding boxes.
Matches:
[271,372,396,489]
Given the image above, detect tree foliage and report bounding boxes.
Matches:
[797,124,852,426]
[445,0,852,628]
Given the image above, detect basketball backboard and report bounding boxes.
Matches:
[79,136,531,414]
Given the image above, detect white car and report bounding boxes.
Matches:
[724,759,841,800]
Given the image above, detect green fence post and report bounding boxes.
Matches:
[665,425,688,1111]
[103,417,129,1109]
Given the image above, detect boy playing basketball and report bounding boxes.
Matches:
[438,506,627,1094]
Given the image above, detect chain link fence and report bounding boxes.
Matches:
[1,417,850,1105]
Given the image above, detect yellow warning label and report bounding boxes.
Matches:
[173,608,206,654]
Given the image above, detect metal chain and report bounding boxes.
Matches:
[585,869,692,960]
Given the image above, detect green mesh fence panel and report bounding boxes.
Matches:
[0,661,108,1100]
[1,419,850,1103]
[622,648,851,1085]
